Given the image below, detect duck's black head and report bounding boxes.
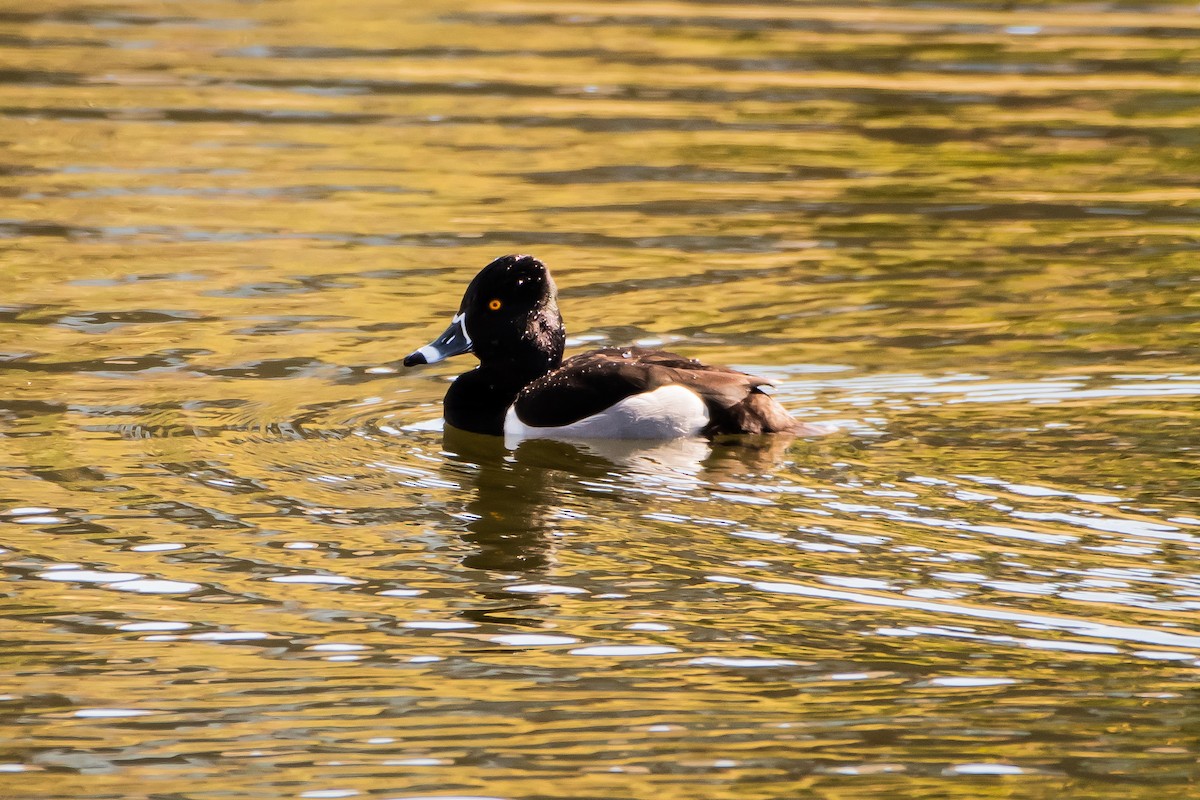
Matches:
[403,254,565,373]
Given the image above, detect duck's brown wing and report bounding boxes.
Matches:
[513,347,799,434]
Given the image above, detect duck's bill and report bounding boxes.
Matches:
[403,313,472,366]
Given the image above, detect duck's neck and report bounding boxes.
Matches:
[444,355,558,436]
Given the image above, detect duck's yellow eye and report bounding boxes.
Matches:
[488,299,502,311]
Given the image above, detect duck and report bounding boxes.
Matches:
[403,254,813,440]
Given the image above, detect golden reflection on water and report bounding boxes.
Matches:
[2,0,1200,797]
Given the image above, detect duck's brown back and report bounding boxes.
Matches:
[513,347,799,435]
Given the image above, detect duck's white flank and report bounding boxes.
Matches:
[504,384,709,441]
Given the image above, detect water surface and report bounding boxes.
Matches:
[1,1,1198,798]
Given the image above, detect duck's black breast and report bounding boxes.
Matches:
[443,365,528,436]
[512,347,798,434]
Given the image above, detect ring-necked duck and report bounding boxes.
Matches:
[404,254,817,439]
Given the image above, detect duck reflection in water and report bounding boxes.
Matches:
[440,425,806,576]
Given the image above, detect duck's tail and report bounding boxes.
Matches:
[707,386,801,435]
